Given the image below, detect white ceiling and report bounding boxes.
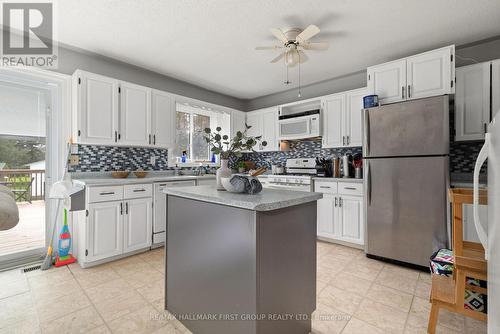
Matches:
[57,0,500,99]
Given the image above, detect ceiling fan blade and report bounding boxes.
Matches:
[302,41,329,50]
[270,28,288,44]
[255,45,283,50]
[298,50,308,63]
[296,24,320,44]
[270,52,285,63]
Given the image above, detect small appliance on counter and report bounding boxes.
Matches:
[342,154,353,178]
[315,157,333,177]
[353,153,363,179]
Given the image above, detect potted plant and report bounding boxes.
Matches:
[204,124,267,190]
[237,161,247,173]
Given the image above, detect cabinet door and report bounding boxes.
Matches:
[455,62,490,141]
[492,59,500,119]
[339,196,364,245]
[123,197,153,253]
[151,90,175,148]
[406,46,453,100]
[245,111,263,151]
[322,93,345,148]
[231,110,247,138]
[345,88,368,147]
[87,201,123,261]
[367,59,406,104]
[78,72,119,145]
[261,107,279,151]
[119,82,151,146]
[317,194,339,239]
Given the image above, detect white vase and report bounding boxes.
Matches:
[216,159,232,190]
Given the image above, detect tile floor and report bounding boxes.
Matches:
[0,241,487,334]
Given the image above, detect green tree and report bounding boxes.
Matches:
[0,137,45,169]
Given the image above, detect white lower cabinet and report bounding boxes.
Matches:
[123,197,153,253]
[315,181,364,246]
[87,201,123,262]
[77,183,152,267]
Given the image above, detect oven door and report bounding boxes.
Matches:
[278,115,320,140]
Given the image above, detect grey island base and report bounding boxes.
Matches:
[163,186,322,334]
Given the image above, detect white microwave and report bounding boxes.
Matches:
[278,111,321,140]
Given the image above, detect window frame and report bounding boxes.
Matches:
[170,102,230,167]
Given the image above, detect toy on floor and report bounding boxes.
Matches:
[55,208,77,267]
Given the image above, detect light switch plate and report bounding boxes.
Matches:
[69,155,79,166]
[150,156,156,165]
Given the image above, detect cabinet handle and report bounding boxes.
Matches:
[402,86,405,99]
[114,131,118,142]
[339,197,342,207]
[120,202,123,215]
[149,134,151,144]
[347,136,350,145]
[334,197,338,207]
[153,135,156,145]
[125,202,128,214]
[99,191,115,195]
[344,187,356,190]
[408,85,411,98]
[133,189,146,192]
[484,123,488,134]
[342,136,346,146]
[319,186,331,189]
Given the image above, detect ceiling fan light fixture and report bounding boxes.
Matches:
[285,45,299,67]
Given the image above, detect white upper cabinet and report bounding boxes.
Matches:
[322,88,366,148]
[261,107,279,151]
[367,59,407,105]
[245,107,279,151]
[406,46,454,100]
[455,62,491,141]
[322,93,344,148]
[345,88,368,147]
[151,90,175,148]
[367,45,455,105]
[74,71,119,145]
[231,110,246,138]
[493,59,500,119]
[119,82,151,146]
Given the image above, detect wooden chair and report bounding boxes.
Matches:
[428,188,488,333]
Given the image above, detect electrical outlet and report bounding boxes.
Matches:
[69,155,79,166]
[70,144,79,154]
[150,156,156,165]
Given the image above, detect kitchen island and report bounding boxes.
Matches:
[162,186,322,334]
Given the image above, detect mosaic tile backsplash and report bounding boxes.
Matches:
[69,106,486,175]
[242,141,362,169]
[68,145,169,172]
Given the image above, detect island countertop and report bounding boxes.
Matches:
[162,185,322,211]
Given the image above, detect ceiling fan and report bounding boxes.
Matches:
[255,24,329,67]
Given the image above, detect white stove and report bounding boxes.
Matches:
[264,159,316,192]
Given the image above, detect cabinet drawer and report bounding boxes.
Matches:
[124,184,153,199]
[338,182,363,196]
[88,186,123,203]
[314,181,338,194]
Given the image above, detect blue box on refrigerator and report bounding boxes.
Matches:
[363,95,379,108]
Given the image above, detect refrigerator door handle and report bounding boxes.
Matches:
[363,110,370,156]
[473,135,489,259]
[366,161,371,206]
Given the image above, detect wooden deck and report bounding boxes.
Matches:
[0,201,45,257]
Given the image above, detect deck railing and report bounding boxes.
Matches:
[0,169,45,201]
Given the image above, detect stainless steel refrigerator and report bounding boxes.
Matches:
[363,95,449,267]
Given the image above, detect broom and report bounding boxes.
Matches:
[41,141,72,270]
